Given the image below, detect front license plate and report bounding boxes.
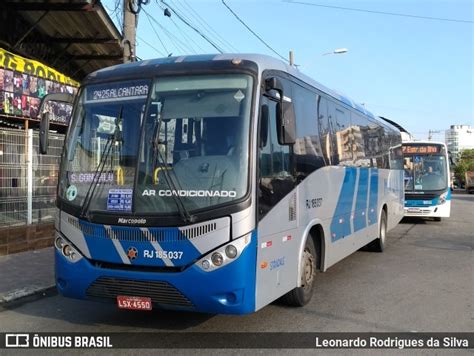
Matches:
[117,295,152,310]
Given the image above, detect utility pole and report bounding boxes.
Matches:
[123,0,137,63]
[428,130,441,141]
[289,50,294,66]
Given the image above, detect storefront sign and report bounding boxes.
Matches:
[0,47,78,122]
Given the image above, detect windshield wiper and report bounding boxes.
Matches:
[150,102,196,224]
[80,107,123,220]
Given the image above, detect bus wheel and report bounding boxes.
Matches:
[368,209,387,252]
[282,237,317,307]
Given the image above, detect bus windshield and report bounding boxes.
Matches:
[403,154,448,191]
[58,74,253,216]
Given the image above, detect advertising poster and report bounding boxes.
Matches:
[0,47,79,123]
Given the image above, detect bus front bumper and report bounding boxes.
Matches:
[55,232,257,315]
[404,201,451,218]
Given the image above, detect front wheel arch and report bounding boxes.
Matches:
[367,205,388,252]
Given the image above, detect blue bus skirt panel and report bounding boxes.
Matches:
[55,230,258,315]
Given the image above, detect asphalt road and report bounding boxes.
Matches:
[0,192,472,352]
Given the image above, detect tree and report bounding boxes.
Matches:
[454,149,474,184]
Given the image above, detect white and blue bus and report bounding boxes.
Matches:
[40,54,404,314]
[402,141,451,220]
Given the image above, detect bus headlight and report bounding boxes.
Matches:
[197,232,252,272]
[55,234,66,250]
[439,192,448,204]
[54,232,83,263]
[225,245,238,259]
[211,252,224,266]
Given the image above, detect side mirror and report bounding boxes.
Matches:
[38,93,75,155]
[39,112,50,154]
[276,101,296,145]
[260,104,269,148]
[265,77,283,92]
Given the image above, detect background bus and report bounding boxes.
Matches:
[42,54,404,315]
[402,141,451,220]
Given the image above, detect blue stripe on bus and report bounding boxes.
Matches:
[353,168,369,232]
[330,167,357,242]
[78,221,203,267]
[81,233,124,264]
[368,169,378,225]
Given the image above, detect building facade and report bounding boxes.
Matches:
[445,125,474,161]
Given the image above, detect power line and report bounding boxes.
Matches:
[143,9,170,55]
[165,1,204,54]
[283,0,474,24]
[168,0,231,53]
[169,16,200,54]
[136,34,166,57]
[221,0,289,62]
[160,0,224,53]
[142,7,198,55]
[181,0,239,52]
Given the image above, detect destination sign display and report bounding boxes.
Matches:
[85,80,150,102]
[402,145,442,155]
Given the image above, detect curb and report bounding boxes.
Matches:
[0,285,56,308]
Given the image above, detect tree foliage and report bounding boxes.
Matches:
[454,149,474,182]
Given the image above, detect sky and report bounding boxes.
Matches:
[103,0,473,141]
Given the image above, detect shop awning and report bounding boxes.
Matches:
[0,0,124,81]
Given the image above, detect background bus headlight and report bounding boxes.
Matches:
[197,232,252,272]
[439,192,448,204]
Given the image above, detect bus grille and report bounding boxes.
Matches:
[86,277,193,307]
[68,216,223,242]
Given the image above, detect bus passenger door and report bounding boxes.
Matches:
[256,96,297,309]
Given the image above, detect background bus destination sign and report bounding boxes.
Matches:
[402,145,441,154]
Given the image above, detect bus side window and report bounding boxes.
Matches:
[292,83,325,180]
[317,96,331,165]
[334,106,352,164]
[258,97,294,219]
[327,101,340,165]
[350,113,369,167]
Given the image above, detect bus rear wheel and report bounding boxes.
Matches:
[282,237,317,307]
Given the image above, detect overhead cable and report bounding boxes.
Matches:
[143,9,170,55]
[160,0,224,53]
[221,0,289,62]
[283,0,474,24]
[181,0,239,52]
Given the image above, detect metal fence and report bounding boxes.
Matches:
[0,128,64,227]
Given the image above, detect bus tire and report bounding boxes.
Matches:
[367,209,387,252]
[282,237,317,307]
[434,217,441,222]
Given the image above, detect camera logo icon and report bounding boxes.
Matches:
[5,334,29,348]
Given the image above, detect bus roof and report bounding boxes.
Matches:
[87,53,377,119]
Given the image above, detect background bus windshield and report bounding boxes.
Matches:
[404,154,448,191]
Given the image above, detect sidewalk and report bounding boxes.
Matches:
[0,247,55,304]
